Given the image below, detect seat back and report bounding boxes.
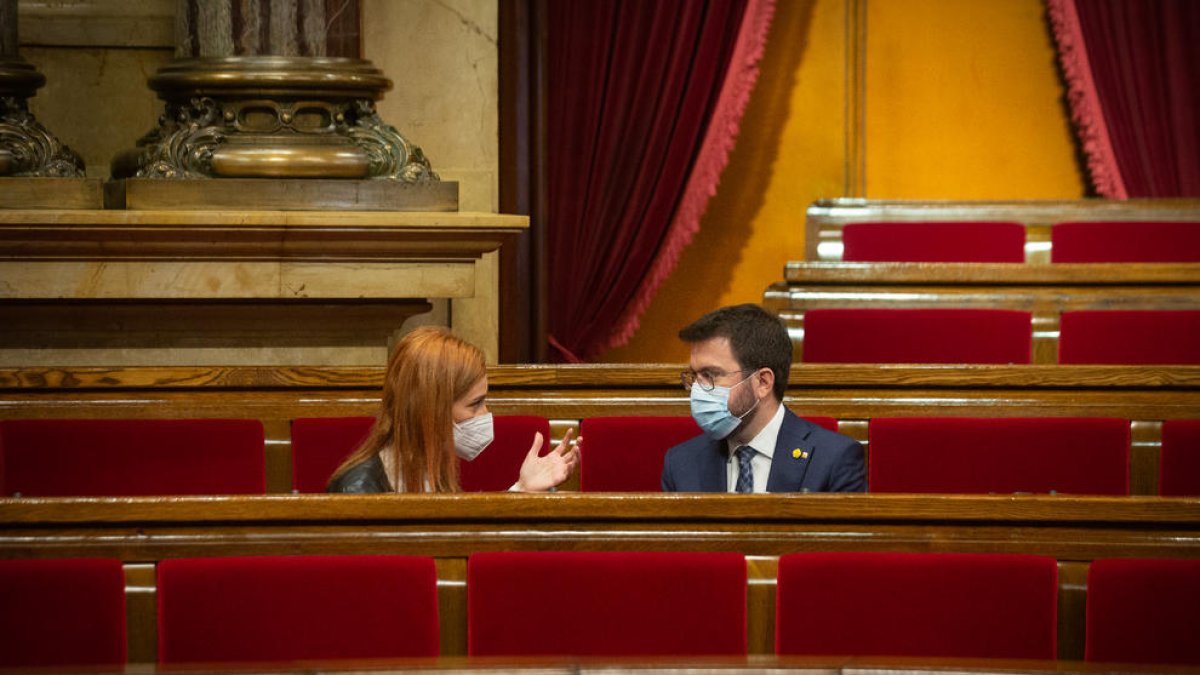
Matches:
[1086,558,1200,664]
[868,417,1129,495]
[579,416,701,491]
[468,551,746,656]
[776,552,1057,659]
[802,309,1032,364]
[292,415,550,492]
[461,416,551,492]
[1161,419,1200,496]
[157,555,439,663]
[291,416,375,492]
[1059,310,1200,364]
[0,558,127,667]
[0,419,265,496]
[842,221,1026,262]
[1051,220,1200,262]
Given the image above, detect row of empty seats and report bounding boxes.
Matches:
[832,219,1200,263]
[3,553,1195,667]
[3,416,1198,496]
[796,309,1200,364]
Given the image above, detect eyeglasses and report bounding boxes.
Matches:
[681,368,752,392]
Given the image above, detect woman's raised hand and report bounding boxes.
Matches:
[516,427,581,492]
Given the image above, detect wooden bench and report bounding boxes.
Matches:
[1,364,1198,495]
[804,198,1200,262]
[1,493,1197,662]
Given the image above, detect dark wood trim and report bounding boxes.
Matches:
[498,0,549,362]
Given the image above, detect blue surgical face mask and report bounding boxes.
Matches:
[689,374,760,440]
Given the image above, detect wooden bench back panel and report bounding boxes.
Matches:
[805,199,1200,262]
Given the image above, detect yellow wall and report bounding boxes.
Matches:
[601,0,1086,364]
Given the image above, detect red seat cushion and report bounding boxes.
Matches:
[776,552,1057,659]
[803,308,1032,364]
[158,555,439,663]
[1086,558,1200,664]
[292,415,550,492]
[0,419,265,496]
[579,416,701,491]
[461,415,551,492]
[291,417,375,492]
[1052,221,1200,262]
[1059,310,1200,364]
[868,417,1129,495]
[1161,419,1200,497]
[0,558,127,667]
[842,221,1026,262]
[468,551,746,656]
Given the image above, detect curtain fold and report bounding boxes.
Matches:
[1048,0,1200,198]
[545,0,774,362]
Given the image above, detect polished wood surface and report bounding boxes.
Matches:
[1,493,1197,663]
[1,364,1197,495]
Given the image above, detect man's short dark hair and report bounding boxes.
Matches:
[678,304,792,401]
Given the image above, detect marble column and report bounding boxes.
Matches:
[0,0,84,177]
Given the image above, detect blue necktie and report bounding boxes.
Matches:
[735,445,755,493]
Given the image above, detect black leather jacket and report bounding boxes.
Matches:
[326,454,391,493]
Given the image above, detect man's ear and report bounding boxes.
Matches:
[754,367,775,399]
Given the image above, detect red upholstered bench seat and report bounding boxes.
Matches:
[1086,558,1200,664]
[868,417,1129,495]
[468,551,747,656]
[1052,220,1200,262]
[292,415,550,492]
[776,552,1058,659]
[802,308,1032,364]
[157,555,439,663]
[0,418,265,496]
[1161,419,1200,497]
[842,221,1026,262]
[1059,310,1200,364]
[0,558,127,668]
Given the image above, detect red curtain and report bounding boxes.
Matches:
[1048,0,1200,197]
[544,0,774,362]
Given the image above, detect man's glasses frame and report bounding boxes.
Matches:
[680,368,753,392]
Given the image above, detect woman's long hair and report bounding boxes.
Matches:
[329,326,486,492]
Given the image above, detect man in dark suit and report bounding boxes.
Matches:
[662,304,865,493]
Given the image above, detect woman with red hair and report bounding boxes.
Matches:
[328,327,579,493]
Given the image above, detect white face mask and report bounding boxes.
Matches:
[453,412,494,461]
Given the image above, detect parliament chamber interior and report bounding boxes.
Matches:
[1,0,1198,673]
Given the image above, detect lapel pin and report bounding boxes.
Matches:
[793,448,809,460]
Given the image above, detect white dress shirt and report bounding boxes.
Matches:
[724,403,785,493]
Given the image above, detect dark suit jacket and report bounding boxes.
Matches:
[661,408,866,493]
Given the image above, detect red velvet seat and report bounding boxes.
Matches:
[468,551,746,656]
[868,417,1129,495]
[1086,558,1200,664]
[776,552,1057,659]
[460,415,551,492]
[291,416,375,492]
[157,555,439,664]
[842,221,1026,262]
[1161,419,1200,497]
[1059,310,1200,364]
[0,418,264,496]
[291,415,550,492]
[0,558,126,667]
[802,308,1032,364]
[1051,220,1200,262]
[579,416,700,491]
